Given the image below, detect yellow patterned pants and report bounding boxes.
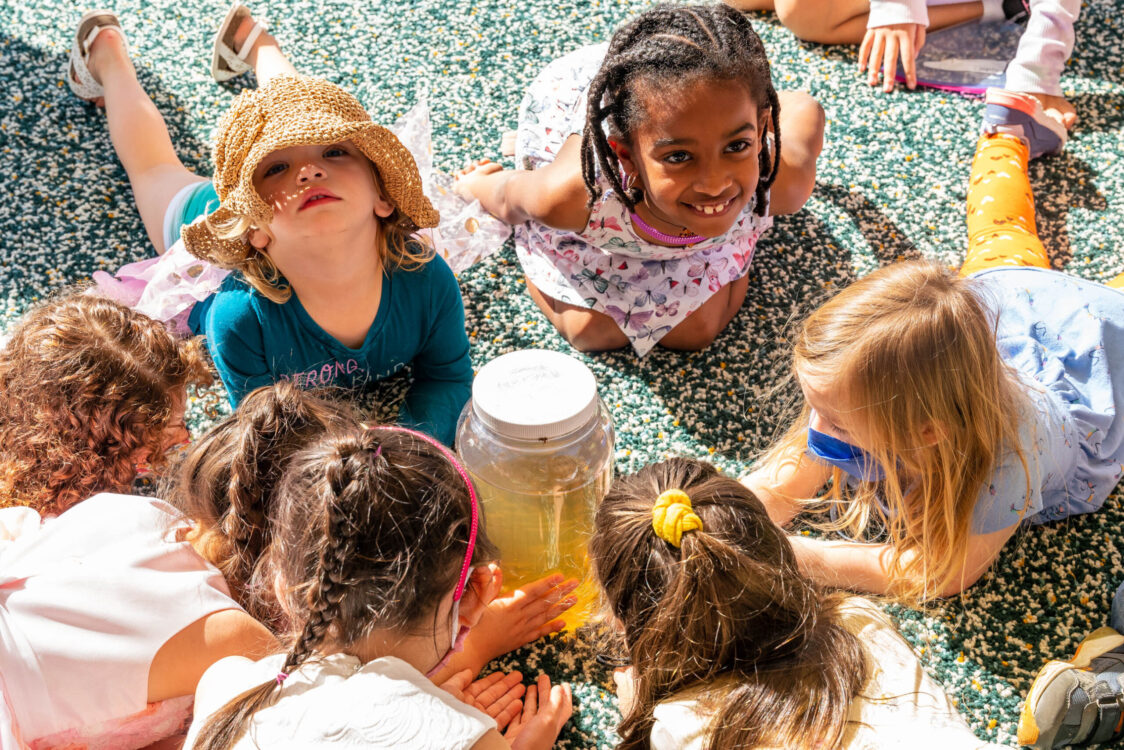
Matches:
[960,133,1124,288]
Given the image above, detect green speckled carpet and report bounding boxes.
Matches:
[4,1,1124,746]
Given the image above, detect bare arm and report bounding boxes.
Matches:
[148,608,278,703]
[789,522,1020,597]
[767,91,825,216]
[455,135,591,230]
[742,441,833,526]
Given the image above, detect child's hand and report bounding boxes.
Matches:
[440,669,527,731]
[460,563,505,630]
[455,159,505,203]
[859,23,926,92]
[462,573,580,671]
[505,674,573,750]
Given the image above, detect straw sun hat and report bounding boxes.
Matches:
[181,75,439,265]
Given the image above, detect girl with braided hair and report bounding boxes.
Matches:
[456,3,823,355]
[172,381,580,664]
[588,457,1007,749]
[186,424,573,750]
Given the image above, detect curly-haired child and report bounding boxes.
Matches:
[0,292,210,514]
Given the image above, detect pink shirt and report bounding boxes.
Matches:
[0,494,240,748]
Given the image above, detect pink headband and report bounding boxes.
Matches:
[367,426,479,602]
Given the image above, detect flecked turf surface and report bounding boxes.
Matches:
[4,0,1124,746]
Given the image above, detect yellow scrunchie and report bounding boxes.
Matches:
[652,489,703,547]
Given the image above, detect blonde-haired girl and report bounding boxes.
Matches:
[66,7,469,445]
[746,91,1124,604]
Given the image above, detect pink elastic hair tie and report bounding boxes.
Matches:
[365,426,479,602]
[275,671,288,685]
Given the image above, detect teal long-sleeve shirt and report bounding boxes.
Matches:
[188,254,472,446]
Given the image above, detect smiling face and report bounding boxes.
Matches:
[248,141,395,253]
[611,77,768,240]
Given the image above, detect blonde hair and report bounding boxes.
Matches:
[762,261,1031,605]
[203,165,433,304]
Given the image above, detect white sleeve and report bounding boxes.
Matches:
[651,700,710,750]
[0,508,41,544]
[1003,0,1081,95]
[868,0,929,28]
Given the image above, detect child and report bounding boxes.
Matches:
[728,0,1080,121]
[588,457,1006,749]
[0,496,276,750]
[455,4,824,355]
[185,424,573,749]
[67,8,471,445]
[743,93,1124,604]
[0,292,210,514]
[170,381,579,662]
[168,380,356,623]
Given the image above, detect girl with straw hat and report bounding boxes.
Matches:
[66,8,469,446]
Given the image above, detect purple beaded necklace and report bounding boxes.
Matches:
[629,211,707,246]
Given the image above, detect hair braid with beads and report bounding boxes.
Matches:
[580,4,780,216]
[191,426,497,750]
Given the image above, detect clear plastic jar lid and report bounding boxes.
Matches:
[471,349,599,440]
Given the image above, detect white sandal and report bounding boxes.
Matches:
[211,3,267,82]
[66,9,128,101]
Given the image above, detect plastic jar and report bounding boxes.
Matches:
[456,349,614,624]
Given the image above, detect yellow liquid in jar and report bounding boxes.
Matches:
[470,460,610,629]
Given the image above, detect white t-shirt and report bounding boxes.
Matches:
[185,652,496,749]
[649,599,1008,750]
[0,494,239,747]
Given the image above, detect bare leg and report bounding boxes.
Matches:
[725,0,777,10]
[659,274,750,351]
[774,0,982,45]
[524,278,629,352]
[232,15,298,86]
[85,29,202,254]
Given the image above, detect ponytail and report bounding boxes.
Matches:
[590,458,868,750]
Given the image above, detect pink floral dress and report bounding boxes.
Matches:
[513,43,774,355]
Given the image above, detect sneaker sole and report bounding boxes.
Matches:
[1019,627,1124,747]
[983,88,1068,157]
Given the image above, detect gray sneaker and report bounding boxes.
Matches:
[1019,627,1124,748]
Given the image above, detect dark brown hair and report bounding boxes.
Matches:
[0,292,211,514]
[589,458,868,750]
[192,426,497,750]
[169,382,355,622]
[581,3,780,215]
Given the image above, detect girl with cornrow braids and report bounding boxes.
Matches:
[186,425,573,750]
[456,3,823,355]
[588,457,1008,749]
